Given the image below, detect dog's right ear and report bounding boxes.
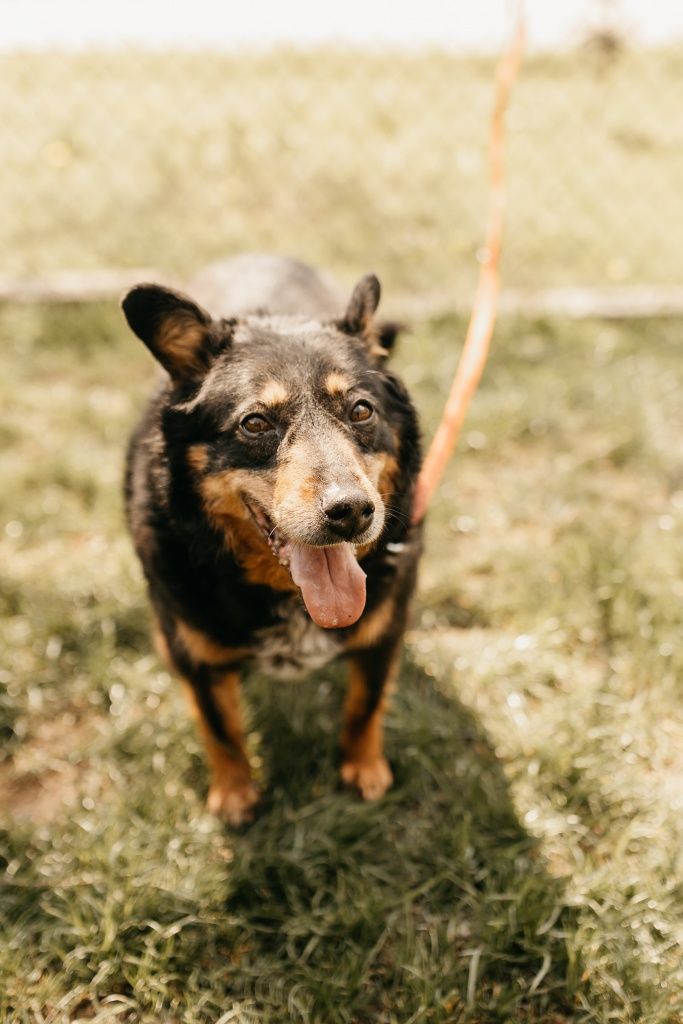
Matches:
[121,284,218,381]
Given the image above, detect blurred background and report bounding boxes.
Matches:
[2,3,683,1021]
[2,0,682,305]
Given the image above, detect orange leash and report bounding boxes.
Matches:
[411,12,525,526]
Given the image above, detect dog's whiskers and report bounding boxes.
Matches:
[382,504,410,527]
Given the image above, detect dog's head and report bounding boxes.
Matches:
[122,274,418,629]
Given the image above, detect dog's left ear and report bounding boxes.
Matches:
[337,273,395,358]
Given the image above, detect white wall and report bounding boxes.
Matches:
[2,0,682,51]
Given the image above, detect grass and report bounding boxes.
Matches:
[1,301,683,1022]
[1,46,683,295]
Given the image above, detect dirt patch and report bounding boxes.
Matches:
[0,765,81,824]
[0,710,104,825]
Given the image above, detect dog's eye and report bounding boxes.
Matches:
[241,414,273,436]
[349,400,374,424]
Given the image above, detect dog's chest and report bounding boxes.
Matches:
[253,599,342,679]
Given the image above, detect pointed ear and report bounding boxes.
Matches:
[337,273,398,358]
[341,273,381,337]
[121,284,217,381]
[337,272,397,360]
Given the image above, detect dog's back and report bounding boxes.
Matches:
[188,253,344,320]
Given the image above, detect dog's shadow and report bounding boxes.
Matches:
[218,655,573,1019]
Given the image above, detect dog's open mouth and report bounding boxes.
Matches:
[244,499,367,630]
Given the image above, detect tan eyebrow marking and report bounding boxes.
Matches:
[187,443,209,474]
[325,371,351,395]
[258,380,289,406]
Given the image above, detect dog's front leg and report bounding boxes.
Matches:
[184,668,259,825]
[340,636,401,801]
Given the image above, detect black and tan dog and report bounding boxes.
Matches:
[122,255,421,824]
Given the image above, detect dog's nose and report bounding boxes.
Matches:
[323,489,375,540]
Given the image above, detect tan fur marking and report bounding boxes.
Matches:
[159,317,208,376]
[228,518,298,591]
[258,380,288,406]
[198,470,252,523]
[183,675,259,825]
[152,619,171,666]
[340,659,397,800]
[325,371,351,395]
[369,341,389,360]
[273,448,315,506]
[175,619,251,665]
[366,451,399,495]
[344,597,395,652]
[363,321,390,360]
[272,442,327,540]
[298,473,321,503]
[197,467,282,524]
[199,472,291,589]
[196,469,297,591]
[379,454,400,501]
[187,443,209,474]
[341,657,398,755]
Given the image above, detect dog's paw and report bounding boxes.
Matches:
[340,756,393,801]
[207,779,260,826]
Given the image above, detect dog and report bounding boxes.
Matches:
[122,255,422,825]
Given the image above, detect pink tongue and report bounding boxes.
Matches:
[288,542,366,628]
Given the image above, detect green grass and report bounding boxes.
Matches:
[1,302,683,1022]
[2,46,682,294]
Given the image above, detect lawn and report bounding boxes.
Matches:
[1,300,682,1022]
